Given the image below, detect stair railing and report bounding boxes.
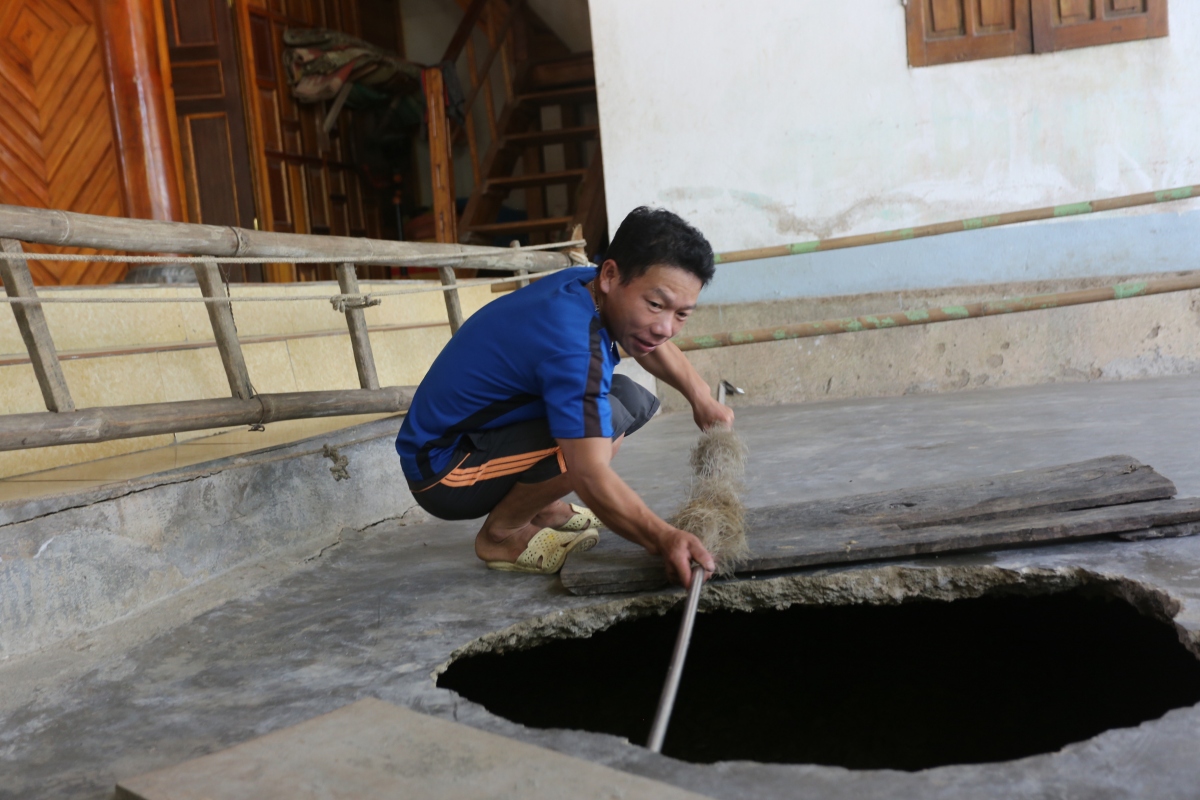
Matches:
[419,0,526,330]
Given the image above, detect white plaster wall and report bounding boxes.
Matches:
[590,0,1200,287]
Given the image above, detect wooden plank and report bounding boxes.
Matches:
[336,262,380,390]
[505,125,599,149]
[192,261,253,400]
[485,169,587,194]
[0,239,74,412]
[465,216,573,236]
[561,456,1186,595]
[515,86,597,108]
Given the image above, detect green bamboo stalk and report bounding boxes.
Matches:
[674,272,1200,352]
[713,185,1199,265]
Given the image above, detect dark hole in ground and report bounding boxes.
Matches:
[438,588,1200,770]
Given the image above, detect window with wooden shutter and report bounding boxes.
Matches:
[906,0,1034,67]
[906,0,1168,66]
[1031,0,1168,53]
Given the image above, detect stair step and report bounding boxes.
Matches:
[527,54,594,89]
[505,125,599,149]
[516,86,597,108]
[486,169,588,194]
[465,216,574,236]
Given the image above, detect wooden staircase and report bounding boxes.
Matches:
[451,4,607,255]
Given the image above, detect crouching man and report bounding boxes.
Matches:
[395,207,732,586]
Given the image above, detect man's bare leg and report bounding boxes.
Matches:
[475,435,624,563]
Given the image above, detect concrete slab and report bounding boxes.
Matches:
[5,375,1200,800]
[116,698,709,800]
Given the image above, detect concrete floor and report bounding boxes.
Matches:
[5,375,1200,799]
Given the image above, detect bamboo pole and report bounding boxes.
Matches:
[673,272,1200,352]
[0,204,571,273]
[336,263,381,390]
[0,239,74,412]
[0,387,415,452]
[714,185,1200,265]
[193,261,253,400]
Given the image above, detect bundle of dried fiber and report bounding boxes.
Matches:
[672,425,750,575]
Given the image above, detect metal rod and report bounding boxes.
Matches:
[673,271,1200,352]
[714,184,1199,265]
[647,564,706,754]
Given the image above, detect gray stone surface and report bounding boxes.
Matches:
[116,698,710,800]
[5,375,1200,799]
[0,416,418,660]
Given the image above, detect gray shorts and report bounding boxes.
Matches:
[409,374,660,521]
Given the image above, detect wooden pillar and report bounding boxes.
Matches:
[424,66,466,333]
[94,0,184,220]
[0,240,74,412]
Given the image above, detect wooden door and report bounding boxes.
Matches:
[163,0,262,281]
[0,0,127,284]
[235,0,383,282]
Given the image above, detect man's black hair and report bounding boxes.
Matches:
[604,206,716,287]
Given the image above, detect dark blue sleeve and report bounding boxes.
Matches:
[536,350,613,439]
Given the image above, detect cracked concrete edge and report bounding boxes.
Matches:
[433,564,1199,680]
[0,512,429,711]
[0,416,406,528]
[0,420,423,661]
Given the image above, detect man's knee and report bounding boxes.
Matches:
[609,374,660,439]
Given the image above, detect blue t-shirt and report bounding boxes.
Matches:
[396,267,620,483]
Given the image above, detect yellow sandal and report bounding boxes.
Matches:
[486,526,599,574]
[555,503,603,532]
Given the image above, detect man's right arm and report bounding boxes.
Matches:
[557,436,714,587]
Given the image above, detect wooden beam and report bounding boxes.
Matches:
[336,263,381,390]
[425,66,466,333]
[442,0,491,62]
[0,387,415,451]
[0,239,74,412]
[192,262,254,400]
[561,456,1187,595]
[94,0,184,221]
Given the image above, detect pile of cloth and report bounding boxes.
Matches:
[282,27,425,105]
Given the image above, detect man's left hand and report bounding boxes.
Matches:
[692,394,735,431]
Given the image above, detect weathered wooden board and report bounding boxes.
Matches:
[561,456,1189,596]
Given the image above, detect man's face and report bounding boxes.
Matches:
[596,260,702,356]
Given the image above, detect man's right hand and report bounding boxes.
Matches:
[558,436,716,588]
[656,527,715,587]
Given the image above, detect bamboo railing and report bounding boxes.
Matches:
[714,185,1199,264]
[0,204,581,452]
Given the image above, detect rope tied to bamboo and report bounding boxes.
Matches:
[329,293,382,312]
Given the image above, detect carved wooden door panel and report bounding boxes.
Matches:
[0,0,127,284]
[163,0,262,281]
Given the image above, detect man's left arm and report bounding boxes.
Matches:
[636,341,734,430]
